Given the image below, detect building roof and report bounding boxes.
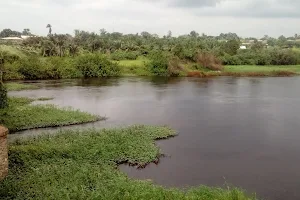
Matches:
[0,37,23,40]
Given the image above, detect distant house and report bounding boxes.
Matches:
[0,35,34,41]
[240,45,247,49]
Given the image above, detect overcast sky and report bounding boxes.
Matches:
[1,0,300,38]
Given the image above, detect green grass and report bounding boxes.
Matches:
[5,83,39,91]
[0,97,102,132]
[0,126,257,200]
[0,45,27,58]
[117,57,152,76]
[224,65,300,73]
[115,58,300,77]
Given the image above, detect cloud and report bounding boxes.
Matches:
[169,0,223,7]
[0,0,300,37]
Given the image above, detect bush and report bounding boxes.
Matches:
[222,49,300,66]
[167,57,184,77]
[44,57,80,79]
[195,52,224,71]
[0,82,8,109]
[110,50,139,61]
[269,49,300,65]
[16,57,45,79]
[147,52,169,76]
[222,54,241,65]
[75,54,121,78]
[0,50,20,63]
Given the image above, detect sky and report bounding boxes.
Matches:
[0,0,300,38]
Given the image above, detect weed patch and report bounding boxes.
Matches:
[0,126,257,200]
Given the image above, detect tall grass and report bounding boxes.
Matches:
[0,126,257,200]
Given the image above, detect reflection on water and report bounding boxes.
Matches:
[8,77,300,200]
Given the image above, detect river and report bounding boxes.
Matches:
[8,77,300,200]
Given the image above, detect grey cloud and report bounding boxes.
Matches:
[169,0,223,8]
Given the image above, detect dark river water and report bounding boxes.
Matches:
[8,77,300,200]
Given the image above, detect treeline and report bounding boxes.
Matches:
[1,28,300,80]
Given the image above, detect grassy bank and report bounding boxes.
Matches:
[5,83,39,91]
[0,126,257,200]
[0,97,102,132]
[118,59,300,77]
[2,44,300,80]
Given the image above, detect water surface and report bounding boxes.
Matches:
[9,77,300,200]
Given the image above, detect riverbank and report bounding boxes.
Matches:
[0,126,257,200]
[2,53,300,81]
[0,97,102,132]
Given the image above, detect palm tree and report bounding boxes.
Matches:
[46,24,52,36]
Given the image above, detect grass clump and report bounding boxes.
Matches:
[36,97,54,101]
[5,82,39,91]
[0,97,102,132]
[0,126,257,200]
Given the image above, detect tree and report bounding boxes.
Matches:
[189,30,199,38]
[141,31,151,39]
[22,28,31,36]
[52,34,68,57]
[167,30,172,38]
[223,39,240,55]
[251,41,264,51]
[100,28,107,36]
[46,24,52,36]
[0,29,21,38]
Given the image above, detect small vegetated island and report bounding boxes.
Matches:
[2,27,299,199]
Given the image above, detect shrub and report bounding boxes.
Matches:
[44,57,80,79]
[269,49,300,65]
[147,52,169,76]
[195,52,224,71]
[0,82,7,109]
[110,50,139,61]
[0,50,20,64]
[167,57,184,77]
[222,49,300,66]
[75,54,121,78]
[222,54,241,65]
[16,57,45,80]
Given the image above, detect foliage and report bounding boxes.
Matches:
[167,57,184,77]
[147,52,169,76]
[195,52,224,71]
[75,54,121,77]
[0,126,256,200]
[0,82,8,109]
[16,57,46,79]
[222,40,240,56]
[0,97,102,132]
[222,49,300,66]
[0,29,21,38]
[110,50,139,61]
[0,50,20,63]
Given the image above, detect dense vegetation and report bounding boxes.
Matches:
[0,125,257,200]
[1,28,300,79]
